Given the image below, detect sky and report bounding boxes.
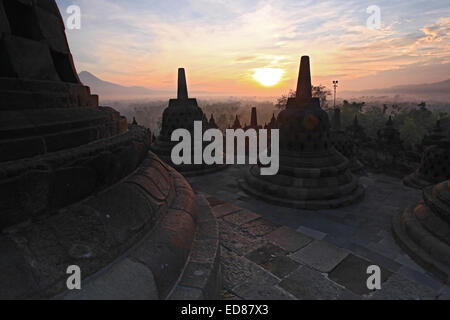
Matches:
[56,0,450,97]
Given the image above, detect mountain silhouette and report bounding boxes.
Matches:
[79,71,169,99]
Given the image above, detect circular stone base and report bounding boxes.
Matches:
[0,152,221,300]
[240,179,365,210]
[151,138,228,177]
[156,154,229,178]
[392,208,450,284]
[403,171,434,190]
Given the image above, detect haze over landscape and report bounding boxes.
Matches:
[56,0,450,98]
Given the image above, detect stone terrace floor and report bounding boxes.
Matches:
[188,166,450,300]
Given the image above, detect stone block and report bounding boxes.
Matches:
[221,247,278,291]
[0,170,52,229]
[212,203,241,218]
[50,166,97,209]
[223,209,260,226]
[34,7,68,53]
[62,258,159,300]
[219,220,265,256]
[241,218,281,238]
[329,254,392,295]
[4,36,59,81]
[233,282,295,300]
[170,286,204,300]
[370,274,438,300]
[280,266,353,300]
[267,226,313,252]
[0,136,46,162]
[289,240,349,273]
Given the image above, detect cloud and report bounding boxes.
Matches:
[56,0,450,93]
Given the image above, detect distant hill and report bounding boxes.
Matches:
[342,79,450,101]
[79,71,169,100]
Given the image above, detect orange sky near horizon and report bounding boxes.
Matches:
[58,0,450,97]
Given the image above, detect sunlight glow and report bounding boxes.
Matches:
[253,68,284,87]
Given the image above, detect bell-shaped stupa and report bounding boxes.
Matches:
[404,121,450,189]
[241,56,365,209]
[151,68,226,176]
[330,109,364,173]
[0,1,221,300]
[393,180,450,283]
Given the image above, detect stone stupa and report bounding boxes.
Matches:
[244,107,262,130]
[230,115,242,129]
[241,56,365,209]
[151,68,226,176]
[0,1,220,300]
[330,109,364,173]
[393,180,450,284]
[403,121,450,189]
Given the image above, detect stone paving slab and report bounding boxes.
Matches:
[246,243,300,278]
[223,209,260,226]
[266,226,313,253]
[329,254,392,296]
[289,240,350,273]
[233,282,296,300]
[200,193,449,300]
[369,274,437,300]
[279,266,358,300]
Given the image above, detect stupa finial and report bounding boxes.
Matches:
[177,68,189,100]
[295,56,312,105]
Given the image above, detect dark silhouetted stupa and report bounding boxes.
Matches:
[244,107,262,130]
[393,180,450,283]
[331,109,363,173]
[151,68,226,176]
[241,56,365,209]
[0,2,220,300]
[404,120,450,189]
[231,115,242,129]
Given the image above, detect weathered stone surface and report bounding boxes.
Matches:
[170,286,204,300]
[246,243,299,278]
[0,1,132,162]
[219,220,265,256]
[0,237,39,299]
[280,266,351,300]
[221,247,278,291]
[289,240,349,273]
[267,226,313,253]
[329,254,392,295]
[62,258,159,300]
[0,127,151,230]
[211,203,241,218]
[241,218,280,238]
[393,180,450,284]
[223,209,260,226]
[233,282,295,300]
[370,274,438,300]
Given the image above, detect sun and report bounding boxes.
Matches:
[253,68,283,87]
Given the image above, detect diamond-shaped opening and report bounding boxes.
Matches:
[0,40,16,77]
[50,50,79,83]
[3,0,43,40]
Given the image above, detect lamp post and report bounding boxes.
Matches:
[333,80,339,109]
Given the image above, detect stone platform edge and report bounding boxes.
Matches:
[0,125,151,229]
[0,151,203,299]
[167,194,222,300]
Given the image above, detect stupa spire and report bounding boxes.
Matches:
[295,56,312,105]
[177,68,189,100]
[251,107,258,127]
